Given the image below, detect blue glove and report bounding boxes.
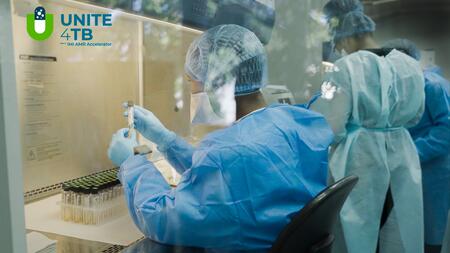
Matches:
[123,103,176,149]
[108,128,138,166]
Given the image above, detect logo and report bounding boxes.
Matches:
[27,7,54,41]
[59,13,113,46]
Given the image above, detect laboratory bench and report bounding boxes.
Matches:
[28,231,123,253]
[33,231,267,253]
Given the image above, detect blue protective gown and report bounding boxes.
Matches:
[409,67,450,246]
[119,104,334,250]
[310,50,425,253]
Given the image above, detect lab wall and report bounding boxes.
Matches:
[266,0,328,104]
[375,13,450,78]
[365,0,450,19]
[363,0,450,77]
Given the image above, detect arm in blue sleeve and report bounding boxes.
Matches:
[123,149,240,249]
[157,135,194,175]
[118,155,171,231]
[306,92,322,109]
[414,82,450,163]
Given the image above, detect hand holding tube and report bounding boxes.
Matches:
[123,103,176,149]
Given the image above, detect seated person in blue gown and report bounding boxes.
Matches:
[108,24,334,251]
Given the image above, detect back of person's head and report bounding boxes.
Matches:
[383,39,421,60]
[324,0,376,44]
[185,24,268,97]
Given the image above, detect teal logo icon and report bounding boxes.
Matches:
[27,7,53,41]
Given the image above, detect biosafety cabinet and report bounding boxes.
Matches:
[1,0,328,252]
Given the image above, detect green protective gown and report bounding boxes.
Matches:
[311,49,425,253]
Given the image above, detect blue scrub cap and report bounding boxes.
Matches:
[185,24,268,96]
[383,39,422,60]
[324,0,376,42]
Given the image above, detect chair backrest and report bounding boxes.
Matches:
[270,175,359,253]
[442,211,450,253]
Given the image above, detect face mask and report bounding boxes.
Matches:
[190,92,226,125]
[340,49,348,57]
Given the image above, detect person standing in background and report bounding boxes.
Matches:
[384,39,450,253]
[309,1,426,252]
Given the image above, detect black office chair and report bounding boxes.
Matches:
[270,175,359,253]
